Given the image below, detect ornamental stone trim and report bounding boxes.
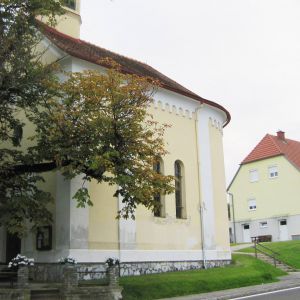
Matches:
[154,101,194,119]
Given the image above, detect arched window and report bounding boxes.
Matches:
[153,159,165,217]
[175,160,185,219]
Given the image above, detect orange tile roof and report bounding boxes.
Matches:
[242,133,300,169]
[37,21,231,126]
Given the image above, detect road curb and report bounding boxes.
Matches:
[159,274,300,300]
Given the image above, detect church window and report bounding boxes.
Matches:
[153,159,165,217]
[175,160,185,219]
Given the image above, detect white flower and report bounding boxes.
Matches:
[8,254,35,268]
[58,256,77,265]
[105,257,120,267]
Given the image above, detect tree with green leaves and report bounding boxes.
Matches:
[0,1,173,236]
[0,0,64,236]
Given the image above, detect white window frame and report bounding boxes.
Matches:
[259,221,268,228]
[269,166,278,179]
[249,169,259,182]
[248,198,257,211]
[279,219,287,226]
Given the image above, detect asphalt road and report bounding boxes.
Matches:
[232,286,300,300]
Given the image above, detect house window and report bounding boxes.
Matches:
[175,160,185,219]
[269,166,278,178]
[153,159,165,218]
[249,169,259,182]
[259,221,268,228]
[248,199,256,211]
[63,0,76,10]
[280,220,287,226]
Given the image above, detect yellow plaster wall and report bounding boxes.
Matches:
[37,2,81,39]
[135,104,202,250]
[88,181,119,249]
[36,171,57,199]
[209,122,230,248]
[229,156,300,221]
[36,171,57,220]
[54,9,81,38]
[0,110,36,153]
[86,104,230,252]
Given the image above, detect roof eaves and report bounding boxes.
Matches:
[283,155,300,173]
[241,153,284,165]
[38,21,231,126]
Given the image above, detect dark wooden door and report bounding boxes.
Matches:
[6,232,21,263]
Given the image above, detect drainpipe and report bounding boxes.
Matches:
[199,204,207,269]
[228,192,236,243]
[195,105,207,269]
[117,192,122,263]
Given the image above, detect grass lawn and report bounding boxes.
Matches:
[238,240,300,269]
[238,247,255,253]
[120,254,286,300]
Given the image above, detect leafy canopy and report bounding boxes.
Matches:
[0,0,64,235]
[29,61,174,219]
[0,1,174,235]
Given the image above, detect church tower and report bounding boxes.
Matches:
[55,0,81,38]
[39,0,81,38]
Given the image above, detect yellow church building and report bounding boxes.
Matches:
[0,0,231,278]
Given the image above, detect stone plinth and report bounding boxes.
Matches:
[62,264,78,289]
[17,265,29,288]
[107,265,119,287]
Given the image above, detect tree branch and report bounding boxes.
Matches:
[9,160,105,179]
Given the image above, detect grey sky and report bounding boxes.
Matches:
[80,0,300,184]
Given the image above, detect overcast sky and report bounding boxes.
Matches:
[80,0,300,184]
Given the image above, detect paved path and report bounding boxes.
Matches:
[160,272,300,300]
[230,243,253,252]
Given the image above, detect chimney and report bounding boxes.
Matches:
[277,130,286,141]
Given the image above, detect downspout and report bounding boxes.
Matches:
[228,192,236,243]
[195,105,207,269]
[117,192,121,263]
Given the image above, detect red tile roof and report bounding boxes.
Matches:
[242,133,300,169]
[38,22,230,126]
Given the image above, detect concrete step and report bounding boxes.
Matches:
[31,289,61,300]
[255,253,295,272]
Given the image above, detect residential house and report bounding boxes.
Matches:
[228,131,300,243]
[0,0,231,277]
